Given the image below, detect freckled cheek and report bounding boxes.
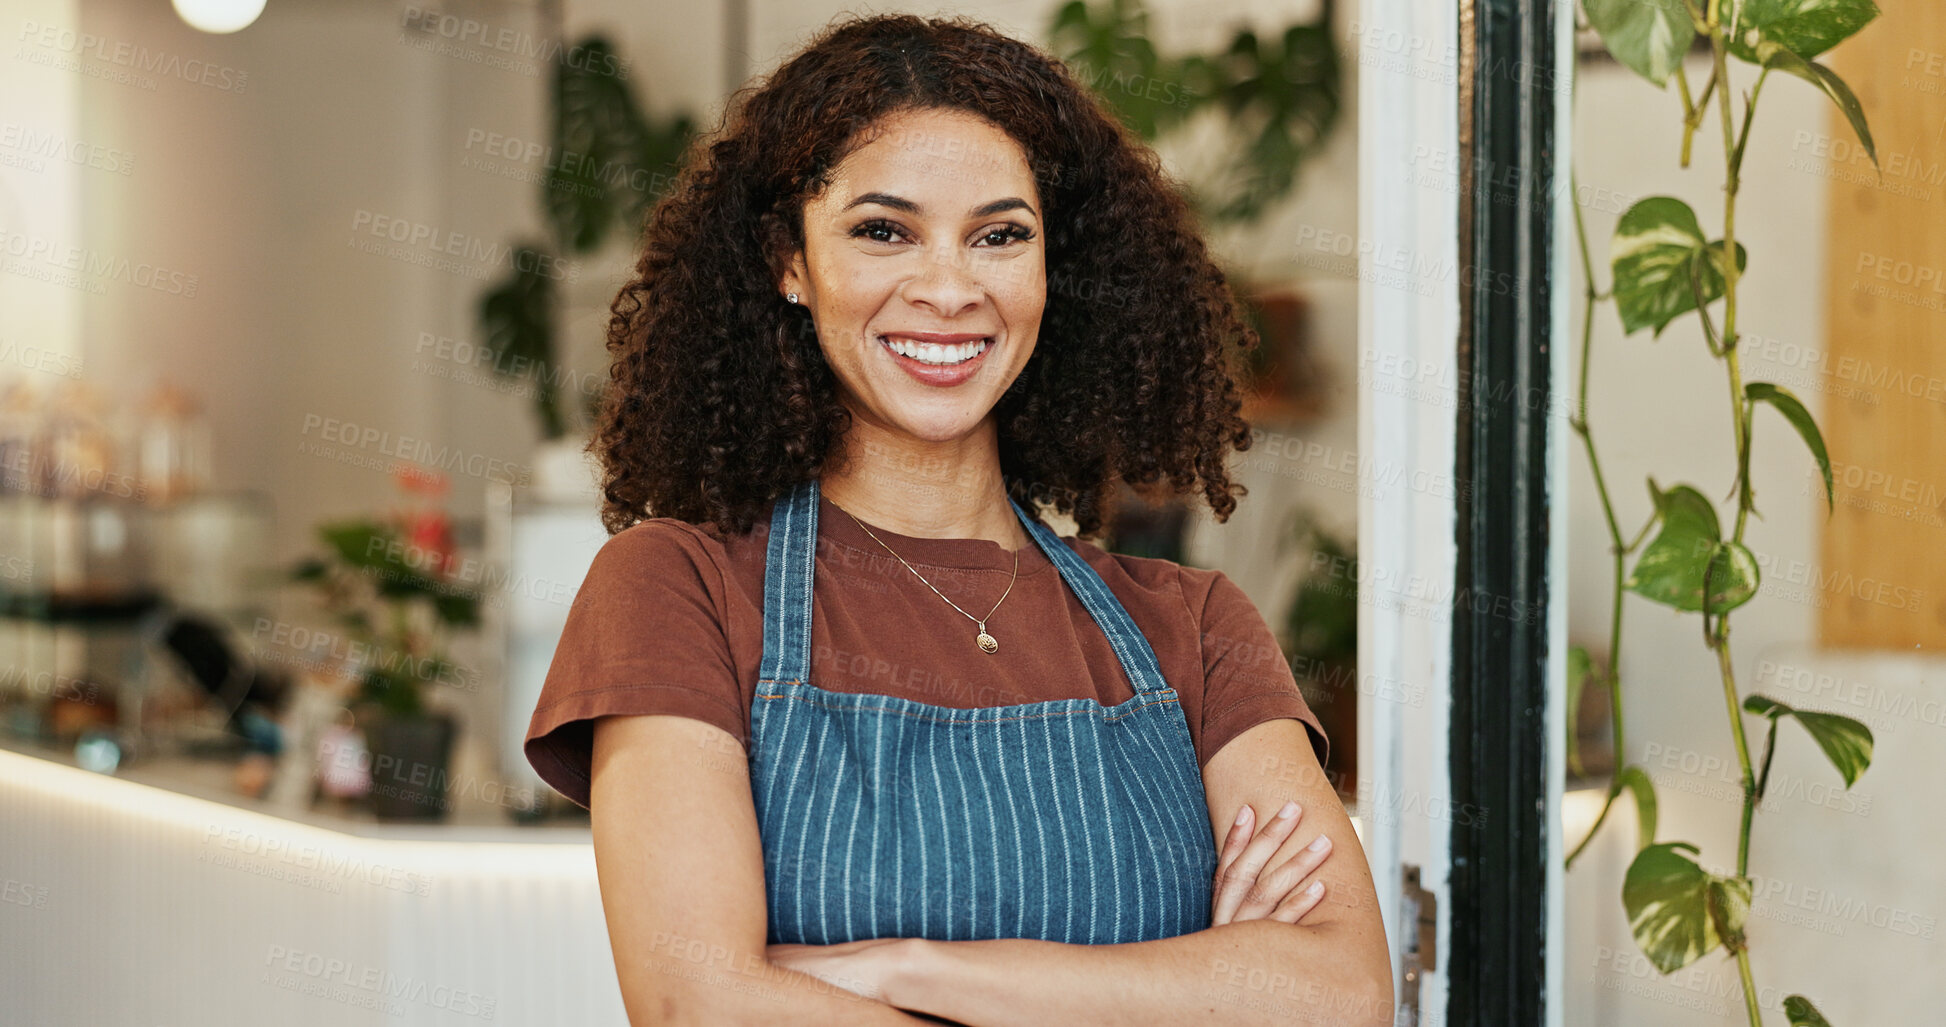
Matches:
[994,255,1045,307]
[805,264,871,357]
[999,282,1048,342]
[824,265,902,329]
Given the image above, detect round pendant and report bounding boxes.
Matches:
[977,631,999,654]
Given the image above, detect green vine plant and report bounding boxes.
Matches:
[476,33,696,441]
[1048,0,1342,228]
[1564,1,1883,1024]
[1047,0,1342,393]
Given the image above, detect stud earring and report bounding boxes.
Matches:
[787,292,799,304]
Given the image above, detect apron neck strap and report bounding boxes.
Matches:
[757,478,1172,697]
[757,479,820,685]
[1005,493,1171,696]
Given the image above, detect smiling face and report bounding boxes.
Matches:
[779,106,1047,450]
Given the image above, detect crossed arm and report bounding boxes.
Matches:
[591,715,1393,1027]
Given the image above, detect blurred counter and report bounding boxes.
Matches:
[0,742,625,1026]
[0,732,586,844]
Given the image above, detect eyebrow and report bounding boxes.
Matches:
[841,191,1038,220]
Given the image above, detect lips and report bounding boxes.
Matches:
[879,334,990,365]
[876,331,996,385]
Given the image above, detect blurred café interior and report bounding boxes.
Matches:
[5,0,1944,1024]
[1,0,1364,1022]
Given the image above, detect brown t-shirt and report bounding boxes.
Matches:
[524,490,1329,809]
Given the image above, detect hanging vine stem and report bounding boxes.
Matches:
[1704,3,1765,1022]
[1575,1,1877,1021]
[1554,0,1699,862]
[1675,65,1718,169]
[1558,20,1629,867]
[1708,0,1762,878]
[1560,3,1675,868]
[1566,1,1773,1016]
[1562,176,1659,870]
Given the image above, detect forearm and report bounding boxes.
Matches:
[890,919,1393,1027]
[626,947,936,1025]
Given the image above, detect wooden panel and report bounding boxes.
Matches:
[1820,5,1946,648]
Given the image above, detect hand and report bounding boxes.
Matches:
[1209,799,1334,927]
[765,937,913,1005]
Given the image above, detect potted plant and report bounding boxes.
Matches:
[289,465,481,821]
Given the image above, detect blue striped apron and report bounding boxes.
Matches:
[748,478,1218,946]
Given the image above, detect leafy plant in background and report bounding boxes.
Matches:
[1048,0,1342,227]
[1049,0,1342,403]
[1283,510,1357,670]
[289,466,482,718]
[477,34,695,440]
[1566,1,1880,1023]
[1280,506,1359,794]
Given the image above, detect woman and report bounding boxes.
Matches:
[525,12,1392,1025]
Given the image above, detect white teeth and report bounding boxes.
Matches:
[881,336,989,365]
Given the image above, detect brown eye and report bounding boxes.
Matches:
[850,219,906,244]
[977,224,1034,247]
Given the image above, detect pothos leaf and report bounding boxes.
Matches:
[1706,873,1754,953]
[1752,40,1878,172]
[1567,644,1593,778]
[1747,382,1834,516]
[1610,197,1749,337]
[1783,994,1835,1026]
[1743,693,1874,787]
[1624,841,1722,974]
[1616,764,1659,853]
[1585,0,1696,87]
[1702,540,1762,614]
[1625,480,1761,612]
[1727,0,1879,62]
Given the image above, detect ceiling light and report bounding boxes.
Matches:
[172,0,267,34]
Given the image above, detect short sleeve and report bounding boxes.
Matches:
[1194,569,1331,773]
[523,522,746,809]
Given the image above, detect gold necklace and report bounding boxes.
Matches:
[843,508,1020,654]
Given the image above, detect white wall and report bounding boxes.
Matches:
[1562,51,1946,1026]
[36,0,548,556]
[0,0,85,371]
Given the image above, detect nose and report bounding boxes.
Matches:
[900,245,984,318]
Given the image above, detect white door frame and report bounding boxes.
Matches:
[1356,0,1462,1013]
[1356,1,1572,1023]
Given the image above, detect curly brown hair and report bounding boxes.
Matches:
[592,11,1261,540]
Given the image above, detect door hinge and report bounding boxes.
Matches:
[1398,862,1438,1024]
